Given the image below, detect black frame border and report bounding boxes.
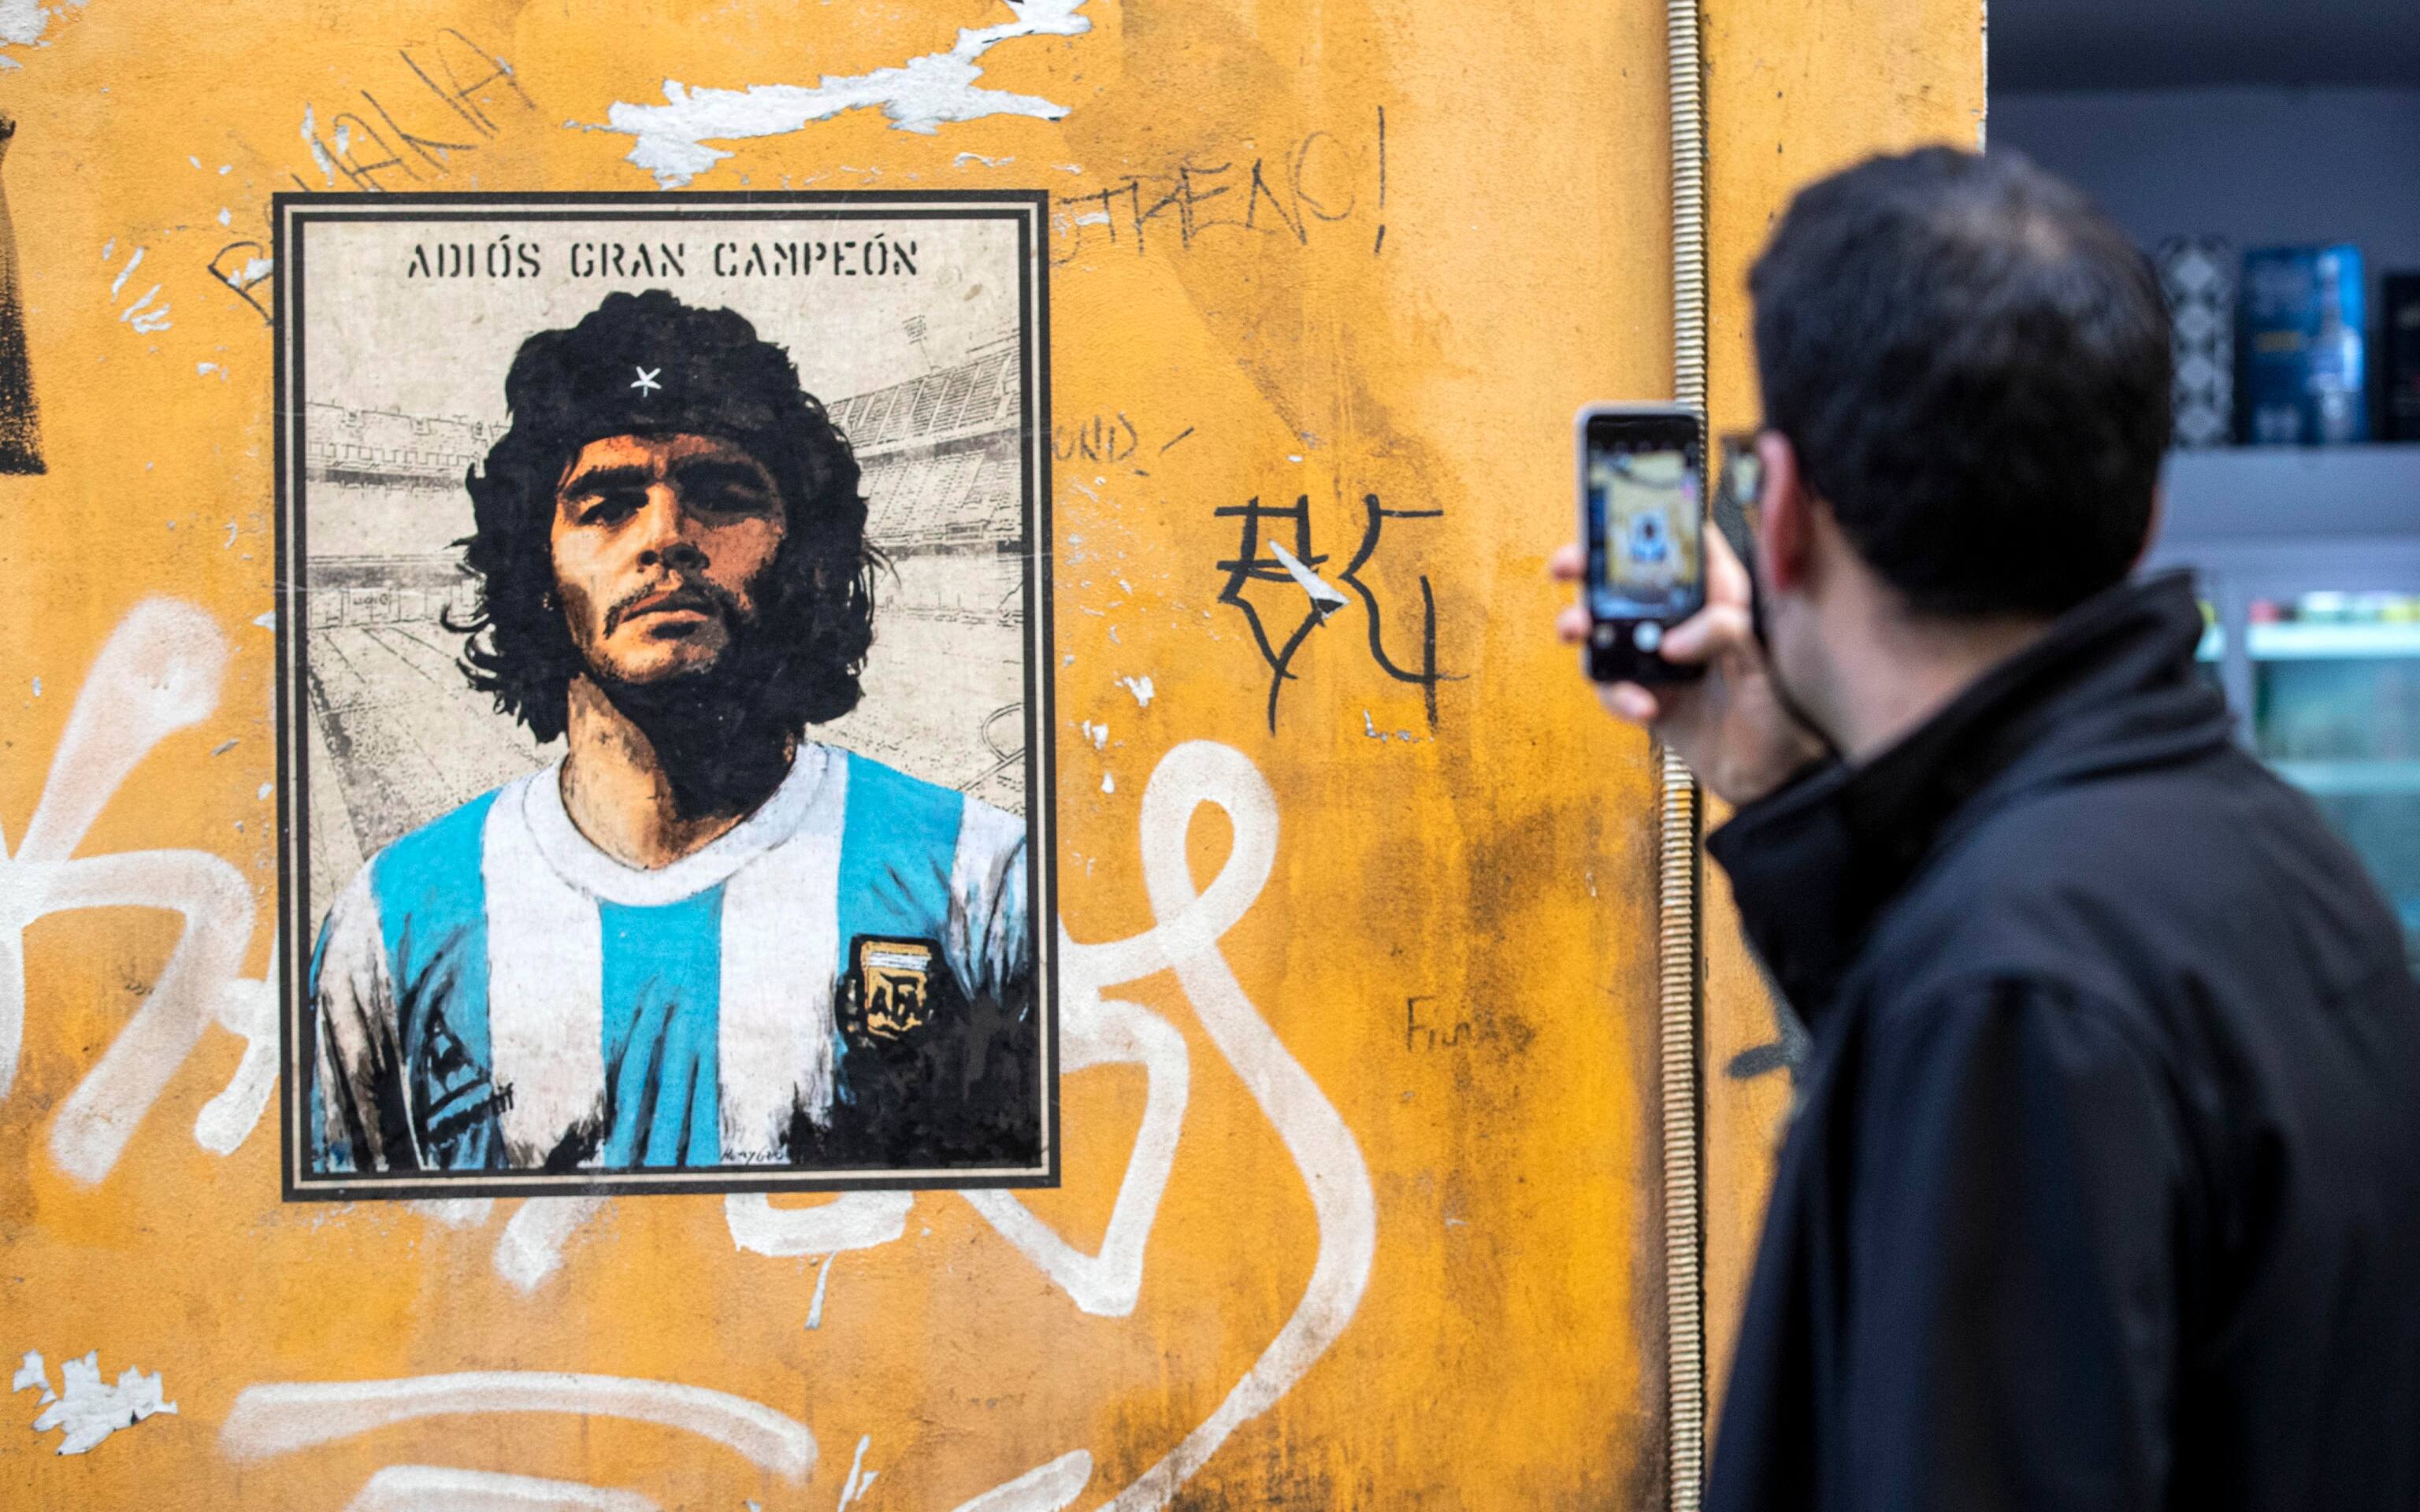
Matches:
[273,191,1058,1202]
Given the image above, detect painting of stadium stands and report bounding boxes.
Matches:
[273,194,1056,1199]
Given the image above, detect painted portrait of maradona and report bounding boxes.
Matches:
[277,196,1055,1198]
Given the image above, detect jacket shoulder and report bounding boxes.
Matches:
[1876,750,2408,1017]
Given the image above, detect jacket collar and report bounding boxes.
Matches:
[1706,569,2230,1024]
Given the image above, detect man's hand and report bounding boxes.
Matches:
[1552,527,1829,807]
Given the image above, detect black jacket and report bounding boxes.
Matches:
[1704,572,2420,1511]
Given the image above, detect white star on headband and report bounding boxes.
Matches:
[631,366,663,395]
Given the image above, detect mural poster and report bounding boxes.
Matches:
[275,194,1056,1198]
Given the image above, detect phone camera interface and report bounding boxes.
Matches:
[1587,439,1702,623]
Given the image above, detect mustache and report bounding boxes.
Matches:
[601,576,744,636]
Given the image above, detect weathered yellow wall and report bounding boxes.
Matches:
[0,1,1974,1506]
[1698,0,1988,1416]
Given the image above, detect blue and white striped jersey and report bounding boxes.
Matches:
[307,743,1034,1173]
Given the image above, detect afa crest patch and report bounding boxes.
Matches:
[853,936,937,1041]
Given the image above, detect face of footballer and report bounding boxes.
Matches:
[550,432,788,688]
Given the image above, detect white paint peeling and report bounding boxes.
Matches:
[804,1252,836,1329]
[951,1451,1093,1512]
[1265,539,1349,615]
[11,1350,50,1400]
[0,0,43,49]
[836,1435,876,1508]
[343,1466,659,1512]
[216,208,232,227]
[302,105,338,187]
[1080,721,1108,750]
[1101,771,1115,795]
[221,1371,816,1480]
[107,246,143,302]
[0,0,82,60]
[954,151,1013,167]
[27,1351,178,1455]
[595,0,1094,187]
[1116,676,1154,707]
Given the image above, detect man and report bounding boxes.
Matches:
[310,289,1036,1176]
[1558,148,2420,1506]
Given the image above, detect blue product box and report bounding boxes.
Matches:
[2239,244,2369,446]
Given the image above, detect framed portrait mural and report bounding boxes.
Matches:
[273,193,1056,1199]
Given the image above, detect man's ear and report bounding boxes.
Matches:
[2132,484,2165,573]
[1754,430,1814,594]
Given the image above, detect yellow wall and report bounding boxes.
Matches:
[1698,0,1988,1415]
[0,2,1974,1506]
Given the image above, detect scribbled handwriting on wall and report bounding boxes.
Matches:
[1216,491,1447,732]
[210,27,533,327]
[1052,106,1386,265]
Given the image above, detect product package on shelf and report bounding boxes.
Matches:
[2239,243,2369,446]
[2385,273,2420,443]
[2158,236,2235,447]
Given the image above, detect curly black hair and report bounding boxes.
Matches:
[447,290,877,743]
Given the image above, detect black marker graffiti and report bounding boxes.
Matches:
[1215,491,1447,732]
[213,28,536,328]
[299,28,532,192]
[0,116,39,475]
[1052,105,1389,266]
[1053,412,1141,464]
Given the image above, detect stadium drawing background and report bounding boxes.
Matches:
[274,194,1056,1197]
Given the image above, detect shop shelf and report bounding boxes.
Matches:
[2158,444,2420,544]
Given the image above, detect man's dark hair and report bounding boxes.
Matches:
[1749,146,2171,618]
[450,290,876,743]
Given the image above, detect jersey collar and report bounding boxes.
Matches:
[515,742,837,906]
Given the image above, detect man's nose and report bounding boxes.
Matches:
[633,486,710,571]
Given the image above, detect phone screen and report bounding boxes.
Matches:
[1585,418,1705,624]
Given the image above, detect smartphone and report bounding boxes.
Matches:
[1576,404,1707,683]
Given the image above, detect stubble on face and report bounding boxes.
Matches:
[548,432,788,691]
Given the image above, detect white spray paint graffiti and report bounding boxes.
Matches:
[219,1371,817,1481]
[343,1466,660,1512]
[492,1196,610,1294]
[724,1191,914,1258]
[961,951,1191,1319]
[0,598,272,1184]
[1091,741,1379,1509]
[337,743,1375,1509]
[0,615,1368,1505]
[834,1434,877,1508]
[14,1349,178,1455]
[949,1450,1093,1512]
[596,0,1093,187]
